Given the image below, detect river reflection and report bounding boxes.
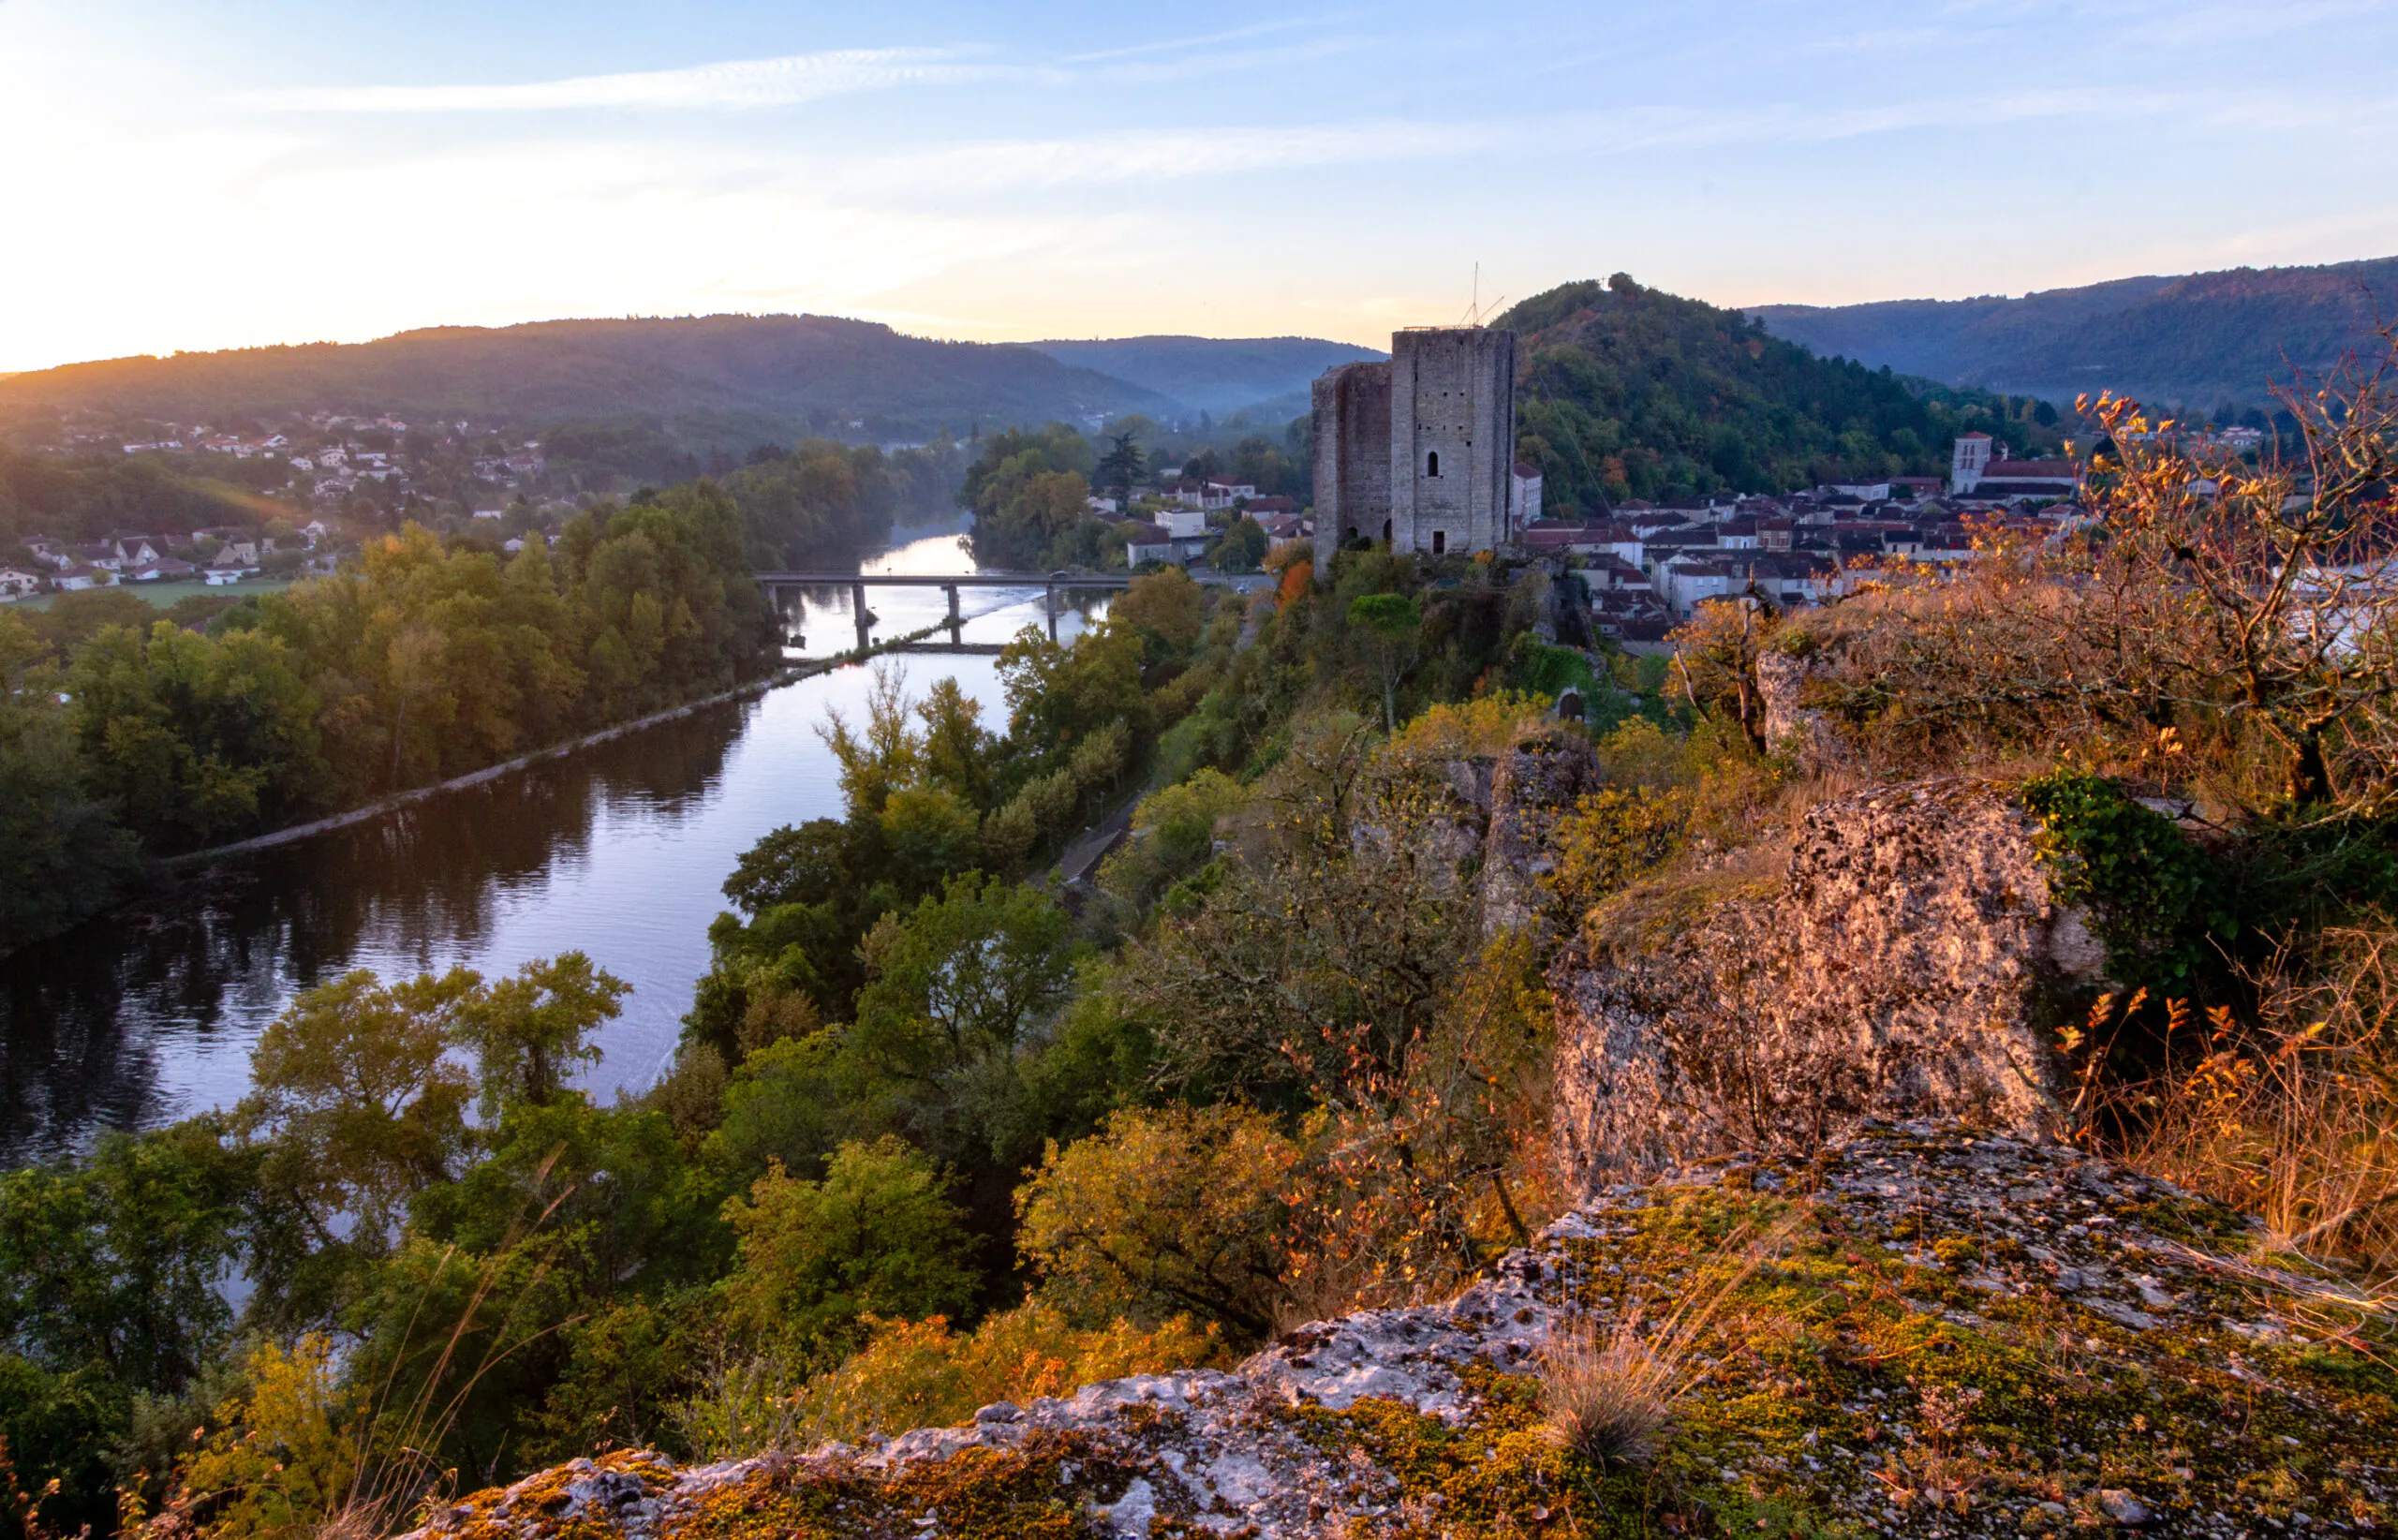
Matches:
[0,518,1110,1164]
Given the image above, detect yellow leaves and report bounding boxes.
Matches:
[172,1335,363,1540]
[751,1303,1226,1448]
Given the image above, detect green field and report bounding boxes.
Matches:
[6,578,295,612]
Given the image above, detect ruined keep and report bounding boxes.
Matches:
[1312,326,1517,566]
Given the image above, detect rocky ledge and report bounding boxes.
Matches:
[405,1120,2398,1539]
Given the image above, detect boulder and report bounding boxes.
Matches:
[1553,777,2107,1189]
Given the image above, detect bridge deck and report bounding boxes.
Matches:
[754,571,1133,588]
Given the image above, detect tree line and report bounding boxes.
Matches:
[0,483,775,955]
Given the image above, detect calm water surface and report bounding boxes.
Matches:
[0,519,1111,1164]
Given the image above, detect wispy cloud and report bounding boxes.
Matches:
[241,47,1008,112]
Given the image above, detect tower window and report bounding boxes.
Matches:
[1431,530,1447,555]
[1426,451,1440,477]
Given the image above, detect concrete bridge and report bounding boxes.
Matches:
[754,570,1137,646]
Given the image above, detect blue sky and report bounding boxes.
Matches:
[5,0,2395,371]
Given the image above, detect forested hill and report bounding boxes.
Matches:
[1028,335,1386,417]
[0,315,1180,438]
[1500,274,2054,515]
[1749,256,2398,412]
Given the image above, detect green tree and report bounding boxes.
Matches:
[850,873,1078,1165]
[0,1121,245,1393]
[878,783,984,893]
[239,970,479,1251]
[721,1137,977,1351]
[1108,567,1206,655]
[915,676,995,807]
[1347,592,1423,730]
[1094,429,1146,504]
[996,622,1146,767]
[450,952,629,1118]
[1206,516,1267,575]
[818,661,922,819]
[0,612,137,952]
[1014,1105,1297,1339]
[69,620,322,851]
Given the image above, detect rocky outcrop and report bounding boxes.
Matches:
[1554,777,2108,1190]
[1372,723,1602,936]
[1478,726,1605,937]
[1754,645,1848,774]
[405,1122,2398,1539]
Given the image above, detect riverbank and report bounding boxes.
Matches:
[167,624,948,870]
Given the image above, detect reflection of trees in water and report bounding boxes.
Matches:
[0,697,749,1164]
[0,914,169,1164]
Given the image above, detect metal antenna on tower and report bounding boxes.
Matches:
[1459,263,1505,328]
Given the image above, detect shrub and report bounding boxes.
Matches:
[1548,787,1694,913]
[789,1304,1228,1444]
[165,1336,363,1540]
[2021,768,2221,988]
[2091,925,2398,1273]
[1540,1221,1786,1468]
[721,1138,977,1353]
[1014,1105,1299,1339]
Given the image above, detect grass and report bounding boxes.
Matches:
[1538,1217,1793,1468]
[2080,932,2398,1278]
[4,578,293,611]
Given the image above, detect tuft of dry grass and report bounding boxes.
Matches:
[1538,1310,1682,1466]
[1538,1218,1794,1467]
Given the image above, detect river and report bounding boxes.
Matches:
[0,517,1114,1166]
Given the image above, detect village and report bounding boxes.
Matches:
[1096,413,2111,646]
[0,407,559,601]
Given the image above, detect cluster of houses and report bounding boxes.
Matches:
[0,521,331,600]
[1093,435,2093,637]
[1100,475,1310,567]
[1522,437,2093,640]
[470,446,548,484]
[35,409,556,511]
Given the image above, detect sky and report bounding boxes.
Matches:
[4,0,2397,373]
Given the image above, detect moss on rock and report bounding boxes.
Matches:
[404,1121,2398,1539]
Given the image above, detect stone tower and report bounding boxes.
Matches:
[1312,326,1517,569]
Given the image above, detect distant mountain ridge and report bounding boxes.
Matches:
[0,315,1182,439]
[1028,334,1386,418]
[1750,257,2398,410]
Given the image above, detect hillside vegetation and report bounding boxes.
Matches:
[1502,274,2059,512]
[0,316,1179,441]
[5,334,2398,1537]
[1752,255,2398,411]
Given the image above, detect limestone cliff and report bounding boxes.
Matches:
[1553,777,2108,1190]
[398,1122,2398,1538]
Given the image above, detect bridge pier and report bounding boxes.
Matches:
[749,571,1140,654]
